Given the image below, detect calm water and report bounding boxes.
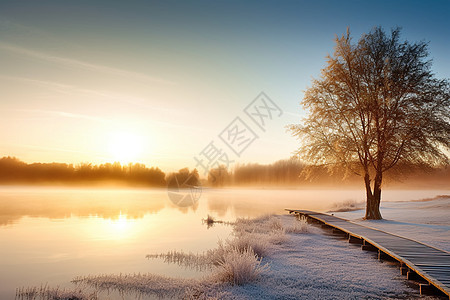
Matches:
[0,186,447,298]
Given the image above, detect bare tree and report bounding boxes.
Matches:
[289,27,449,219]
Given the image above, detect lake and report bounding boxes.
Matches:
[0,186,447,299]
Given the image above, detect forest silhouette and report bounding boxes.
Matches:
[0,156,166,186]
[0,156,448,188]
[207,159,449,188]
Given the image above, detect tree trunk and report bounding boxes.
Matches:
[364,172,383,220]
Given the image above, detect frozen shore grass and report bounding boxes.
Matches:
[71,215,310,299]
[72,273,201,299]
[15,285,97,300]
[147,214,309,267]
[328,199,365,212]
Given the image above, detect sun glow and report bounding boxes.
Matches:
[109,213,132,233]
[89,213,138,241]
[108,131,143,164]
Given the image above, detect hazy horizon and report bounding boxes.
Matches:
[1,156,449,190]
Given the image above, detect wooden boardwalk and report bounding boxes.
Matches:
[286,209,450,298]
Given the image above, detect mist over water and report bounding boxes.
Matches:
[0,186,448,298]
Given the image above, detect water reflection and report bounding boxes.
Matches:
[98,213,139,241]
[1,187,448,226]
[0,187,167,226]
[0,187,235,299]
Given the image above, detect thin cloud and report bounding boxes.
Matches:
[0,75,79,94]
[0,75,181,114]
[1,76,211,133]
[46,110,107,123]
[0,42,175,85]
[0,19,57,42]
[13,108,108,123]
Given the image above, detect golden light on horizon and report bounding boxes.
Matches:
[107,131,143,164]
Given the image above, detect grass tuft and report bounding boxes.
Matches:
[203,214,216,228]
[285,215,310,233]
[214,247,269,285]
[227,232,270,258]
[202,214,233,228]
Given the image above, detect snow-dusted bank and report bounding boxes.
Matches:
[16,196,449,300]
[333,195,450,252]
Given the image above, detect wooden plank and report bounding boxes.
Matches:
[285,209,450,297]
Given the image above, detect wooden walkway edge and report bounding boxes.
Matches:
[286,209,450,299]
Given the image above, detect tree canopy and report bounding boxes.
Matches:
[289,27,450,219]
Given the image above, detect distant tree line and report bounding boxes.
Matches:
[166,167,201,188]
[1,156,448,188]
[0,156,166,186]
[208,159,307,186]
[207,158,450,188]
[206,158,357,187]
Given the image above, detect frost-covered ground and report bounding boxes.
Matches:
[333,195,450,252]
[221,215,435,300]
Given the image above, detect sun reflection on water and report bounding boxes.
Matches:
[87,212,140,241]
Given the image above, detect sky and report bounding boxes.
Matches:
[0,0,449,173]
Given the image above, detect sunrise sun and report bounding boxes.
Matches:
[108,131,143,164]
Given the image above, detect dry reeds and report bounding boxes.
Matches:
[146,250,210,271]
[15,285,97,300]
[73,273,194,299]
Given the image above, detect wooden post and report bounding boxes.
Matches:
[378,250,394,262]
[348,235,362,244]
[400,267,408,276]
[419,284,431,295]
[378,250,384,261]
[407,270,418,280]
[361,240,377,251]
[332,228,346,235]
